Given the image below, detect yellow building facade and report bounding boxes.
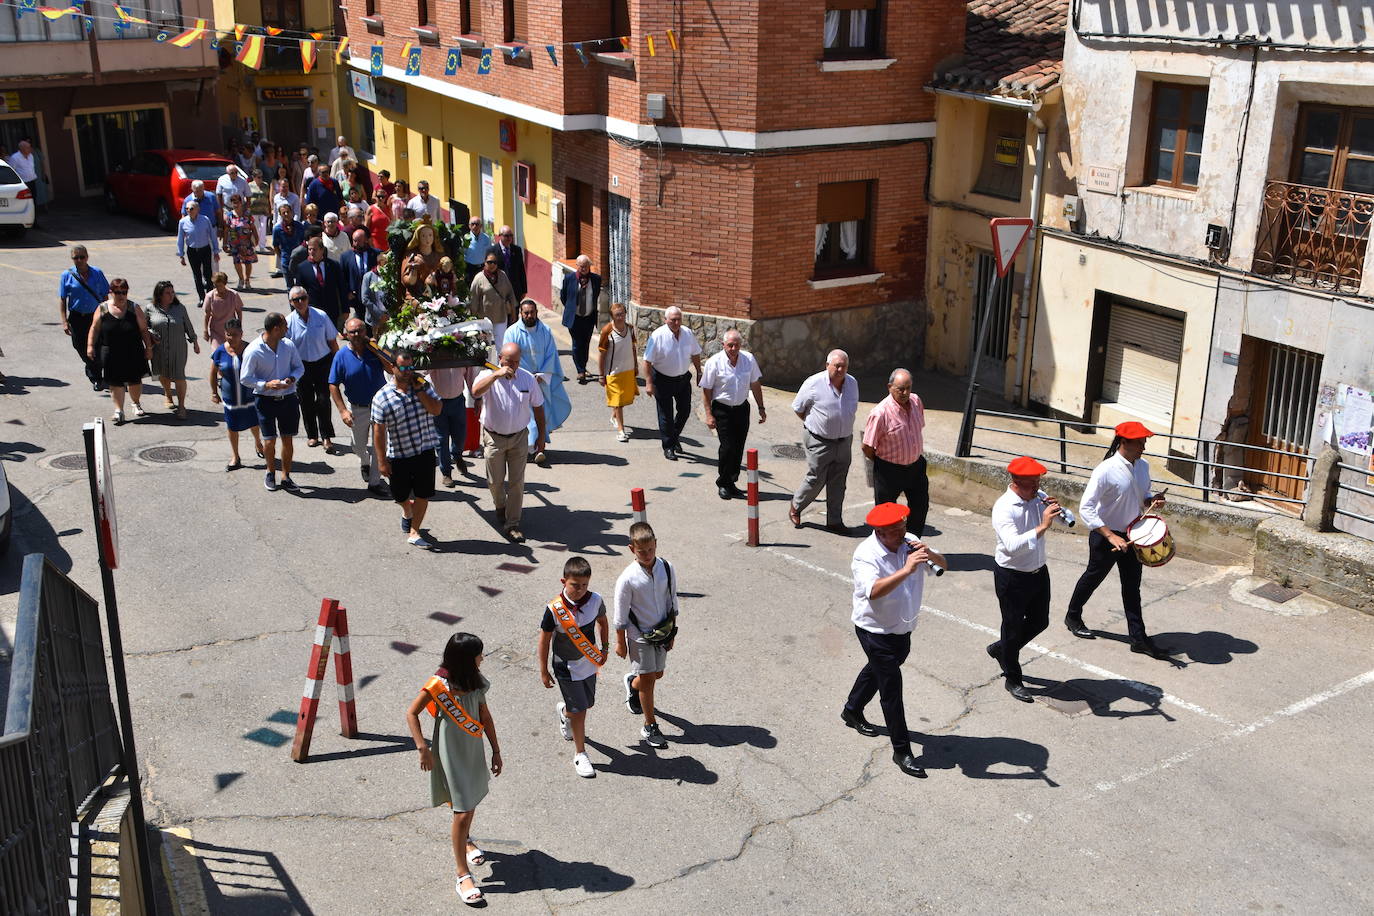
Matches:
[348,68,556,303]
[212,0,343,152]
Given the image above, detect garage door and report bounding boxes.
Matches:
[1101,304,1185,426]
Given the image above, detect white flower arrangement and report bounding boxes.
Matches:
[376,297,494,366]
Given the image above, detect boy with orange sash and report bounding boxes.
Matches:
[537,556,609,778]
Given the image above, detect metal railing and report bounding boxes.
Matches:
[1334,461,1374,531]
[1252,179,1373,293]
[970,408,1314,506]
[1,555,122,916]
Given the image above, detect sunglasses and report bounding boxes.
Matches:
[111,287,129,293]
[290,296,308,302]
[72,254,88,260]
[485,261,498,266]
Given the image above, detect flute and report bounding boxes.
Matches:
[1037,490,1076,527]
[903,536,944,577]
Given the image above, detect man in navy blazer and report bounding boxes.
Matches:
[294,237,348,331]
[340,227,380,322]
[560,254,603,383]
[492,225,528,302]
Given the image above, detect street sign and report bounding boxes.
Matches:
[990,217,1034,277]
[93,418,119,569]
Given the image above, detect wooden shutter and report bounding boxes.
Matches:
[827,0,877,9]
[816,181,869,223]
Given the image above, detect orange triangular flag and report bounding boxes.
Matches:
[666,28,678,50]
[646,34,655,56]
[300,38,316,73]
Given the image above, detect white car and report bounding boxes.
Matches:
[0,160,36,236]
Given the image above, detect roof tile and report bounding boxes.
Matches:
[929,0,1069,99]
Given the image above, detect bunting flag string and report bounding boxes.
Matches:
[334,36,349,64]
[37,5,81,20]
[168,17,206,47]
[444,48,461,75]
[477,48,493,75]
[236,32,264,69]
[403,41,421,75]
[300,37,317,73]
[546,44,558,66]
[233,23,245,40]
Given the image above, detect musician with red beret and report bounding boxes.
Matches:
[1066,421,1169,658]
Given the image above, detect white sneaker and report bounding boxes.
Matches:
[573,752,595,778]
[617,429,630,443]
[556,702,572,741]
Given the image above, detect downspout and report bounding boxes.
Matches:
[1013,111,1047,405]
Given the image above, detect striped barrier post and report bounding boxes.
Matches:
[746,448,760,547]
[332,607,358,738]
[631,487,647,525]
[291,598,338,762]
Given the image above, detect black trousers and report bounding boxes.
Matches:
[67,310,100,385]
[652,370,692,451]
[991,565,1051,686]
[1068,529,1146,642]
[874,455,929,537]
[711,400,750,487]
[298,355,336,441]
[569,313,597,375]
[845,627,912,753]
[186,245,214,301]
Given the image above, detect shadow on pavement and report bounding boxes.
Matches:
[1027,675,1178,720]
[582,737,719,784]
[0,477,74,579]
[942,552,998,573]
[300,732,416,764]
[1152,630,1258,665]
[482,848,634,896]
[178,837,315,916]
[1,375,70,396]
[910,732,1058,786]
[655,711,778,749]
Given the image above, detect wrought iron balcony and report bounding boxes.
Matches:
[1252,179,1372,293]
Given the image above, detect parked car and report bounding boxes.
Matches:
[0,160,35,237]
[104,150,234,232]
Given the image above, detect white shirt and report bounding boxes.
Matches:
[613,557,676,641]
[699,350,761,407]
[239,336,305,397]
[7,151,36,182]
[1079,453,1152,533]
[321,230,349,264]
[643,324,702,377]
[407,194,441,222]
[792,370,859,439]
[851,533,929,635]
[216,173,249,209]
[476,366,544,434]
[992,488,1047,572]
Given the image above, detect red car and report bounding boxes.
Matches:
[104,149,235,232]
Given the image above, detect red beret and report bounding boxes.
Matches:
[866,502,910,528]
[1007,456,1047,477]
[1115,420,1154,440]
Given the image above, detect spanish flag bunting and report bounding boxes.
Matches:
[310,31,322,40]
[335,36,349,64]
[113,3,150,23]
[666,28,678,50]
[168,17,207,47]
[300,38,317,73]
[266,26,282,35]
[619,36,630,50]
[233,23,245,41]
[646,34,655,56]
[38,5,82,19]
[236,32,265,69]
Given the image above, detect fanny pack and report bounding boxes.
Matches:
[629,560,678,646]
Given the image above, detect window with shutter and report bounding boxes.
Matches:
[814,180,873,276]
[823,0,881,59]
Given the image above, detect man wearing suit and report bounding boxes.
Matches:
[294,237,347,331]
[493,225,528,302]
[560,255,603,384]
[340,228,380,322]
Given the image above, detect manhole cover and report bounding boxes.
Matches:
[771,443,806,461]
[1251,582,1302,604]
[49,454,88,471]
[138,445,196,464]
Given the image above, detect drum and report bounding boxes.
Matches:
[1126,514,1175,567]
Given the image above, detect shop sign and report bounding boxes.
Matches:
[499,118,517,152]
[0,91,21,113]
[260,87,311,102]
[374,79,407,114]
[350,72,377,104]
[994,136,1022,167]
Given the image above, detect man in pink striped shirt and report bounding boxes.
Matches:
[861,368,929,537]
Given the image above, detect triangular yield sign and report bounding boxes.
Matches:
[990,217,1034,277]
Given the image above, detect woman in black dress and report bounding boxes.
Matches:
[86,277,153,425]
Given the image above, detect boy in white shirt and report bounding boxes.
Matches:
[538,556,609,778]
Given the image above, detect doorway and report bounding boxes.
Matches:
[262,106,311,152]
[971,249,1014,392]
[608,192,632,305]
[73,107,168,194]
[1243,336,1322,501]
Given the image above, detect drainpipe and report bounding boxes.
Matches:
[1013,111,1047,405]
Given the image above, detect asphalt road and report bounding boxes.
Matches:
[2,208,1373,915]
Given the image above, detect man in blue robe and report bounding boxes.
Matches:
[504,299,572,464]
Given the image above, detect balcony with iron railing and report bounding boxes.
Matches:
[1251,179,1374,293]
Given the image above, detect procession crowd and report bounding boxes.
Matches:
[53,143,1176,904]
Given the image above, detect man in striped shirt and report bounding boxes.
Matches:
[861,368,929,537]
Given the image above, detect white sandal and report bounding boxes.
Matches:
[455,873,483,904]
[466,845,486,867]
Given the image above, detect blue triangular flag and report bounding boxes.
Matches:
[444,48,460,75]
[573,42,587,66]
[508,45,523,60]
[546,45,558,66]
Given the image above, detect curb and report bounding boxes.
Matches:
[160,826,211,916]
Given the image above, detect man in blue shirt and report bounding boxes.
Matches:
[181,179,220,228]
[241,312,306,492]
[463,215,493,281]
[284,286,339,451]
[329,317,390,494]
[177,198,217,302]
[57,245,109,389]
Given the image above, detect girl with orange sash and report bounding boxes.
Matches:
[404,632,503,906]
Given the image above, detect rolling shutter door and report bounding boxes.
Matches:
[1102,304,1184,425]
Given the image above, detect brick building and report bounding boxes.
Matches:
[341,0,963,379]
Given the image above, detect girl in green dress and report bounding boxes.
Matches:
[405,632,503,906]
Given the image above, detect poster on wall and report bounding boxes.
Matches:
[1336,384,1372,455]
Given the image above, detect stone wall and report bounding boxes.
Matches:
[630,298,925,387]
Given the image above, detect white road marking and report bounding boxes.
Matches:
[730,536,1235,724]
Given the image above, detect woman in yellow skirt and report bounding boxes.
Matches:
[598,302,639,442]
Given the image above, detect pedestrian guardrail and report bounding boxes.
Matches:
[1333,461,1374,537]
[968,408,1314,507]
[0,554,123,916]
